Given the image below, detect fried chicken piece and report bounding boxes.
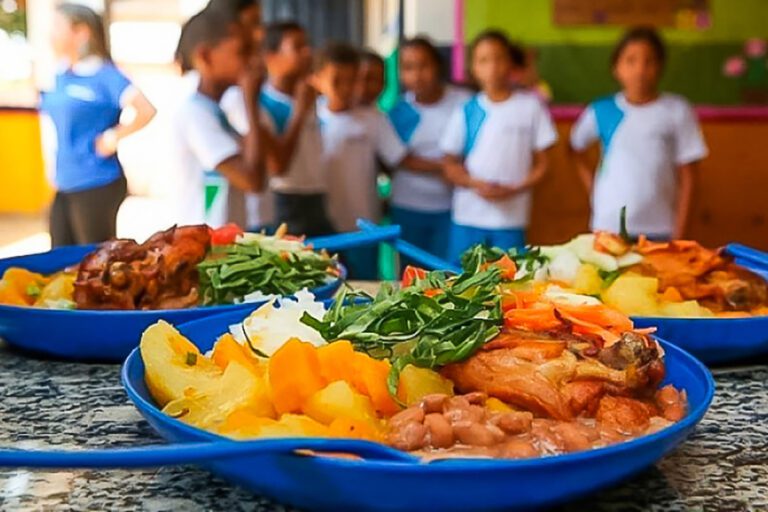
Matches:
[73,225,211,310]
[443,329,666,421]
[633,239,768,312]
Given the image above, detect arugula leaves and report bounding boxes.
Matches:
[197,243,335,305]
[301,267,503,396]
[460,244,549,282]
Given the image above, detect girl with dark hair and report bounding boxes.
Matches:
[387,36,470,261]
[41,3,156,247]
[570,26,708,239]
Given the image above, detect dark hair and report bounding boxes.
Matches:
[315,41,360,70]
[470,29,526,68]
[175,8,241,72]
[401,36,445,74]
[263,21,305,53]
[360,49,385,69]
[611,26,666,67]
[56,3,111,60]
[207,0,260,13]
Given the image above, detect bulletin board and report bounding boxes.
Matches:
[553,0,710,28]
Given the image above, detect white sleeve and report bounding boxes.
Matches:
[673,101,708,165]
[220,86,248,135]
[375,114,408,166]
[439,107,466,156]
[570,106,599,151]
[532,100,558,151]
[180,102,240,170]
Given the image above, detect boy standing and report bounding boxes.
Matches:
[313,43,408,278]
[260,21,333,237]
[167,8,266,227]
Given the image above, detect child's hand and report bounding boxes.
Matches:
[240,55,264,95]
[475,182,519,200]
[295,79,318,115]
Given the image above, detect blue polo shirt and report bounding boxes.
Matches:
[40,58,132,193]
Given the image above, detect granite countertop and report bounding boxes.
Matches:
[0,343,766,511]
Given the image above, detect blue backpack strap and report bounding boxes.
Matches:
[591,95,624,151]
[259,90,292,135]
[387,99,421,143]
[463,95,487,156]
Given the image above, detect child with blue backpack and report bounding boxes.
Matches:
[571,27,707,240]
[441,30,557,261]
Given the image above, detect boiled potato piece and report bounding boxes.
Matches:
[219,412,329,440]
[303,380,378,426]
[572,263,603,295]
[162,360,275,430]
[34,273,75,306]
[140,320,222,407]
[397,365,454,406]
[601,275,660,316]
[659,300,714,318]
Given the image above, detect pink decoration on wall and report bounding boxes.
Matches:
[744,38,767,58]
[723,56,747,77]
[452,0,465,83]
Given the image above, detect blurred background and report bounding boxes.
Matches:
[1,0,767,258]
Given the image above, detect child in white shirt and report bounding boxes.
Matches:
[259,21,334,237]
[167,8,265,227]
[571,27,707,239]
[313,42,408,279]
[389,37,470,261]
[440,31,557,261]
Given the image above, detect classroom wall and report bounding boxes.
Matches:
[464,0,768,104]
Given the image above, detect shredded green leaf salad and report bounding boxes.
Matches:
[198,232,338,306]
[301,247,504,396]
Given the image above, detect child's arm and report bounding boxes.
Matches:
[673,162,695,239]
[400,155,444,174]
[570,106,599,195]
[216,69,267,192]
[265,79,316,177]
[477,148,551,200]
[572,148,595,194]
[444,155,481,188]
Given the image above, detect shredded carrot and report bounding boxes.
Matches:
[482,254,518,280]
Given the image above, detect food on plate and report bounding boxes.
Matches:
[462,232,768,318]
[141,257,688,460]
[0,224,339,310]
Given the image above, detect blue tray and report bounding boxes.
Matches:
[0,245,344,362]
[121,309,714,512]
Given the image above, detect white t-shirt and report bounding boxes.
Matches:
[440,91,557,229]
[389,86,471,212]
[167,92,240,226]
[221,85,275,228]
[570,93,708,236]
[259,83,326,194]
[318,104,407,232]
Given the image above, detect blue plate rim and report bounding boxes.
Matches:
[121,333,715,471]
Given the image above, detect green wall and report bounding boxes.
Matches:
[464,0,768,104]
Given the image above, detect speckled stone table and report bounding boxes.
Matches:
[1,341,766,512]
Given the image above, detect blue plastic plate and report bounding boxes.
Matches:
[0,245,344,362]
[121,309,715,512]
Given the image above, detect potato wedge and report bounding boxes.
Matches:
[140,320,222,407]
[397,364,454,406]
[601,275,660,316]
[303,380,378,426]
[218,412,328,440]
[162,359,275,430]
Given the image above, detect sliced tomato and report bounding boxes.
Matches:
[211,223,244,245]
[401,266,428,288]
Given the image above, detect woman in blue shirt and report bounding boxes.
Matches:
[41,3,156,246]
